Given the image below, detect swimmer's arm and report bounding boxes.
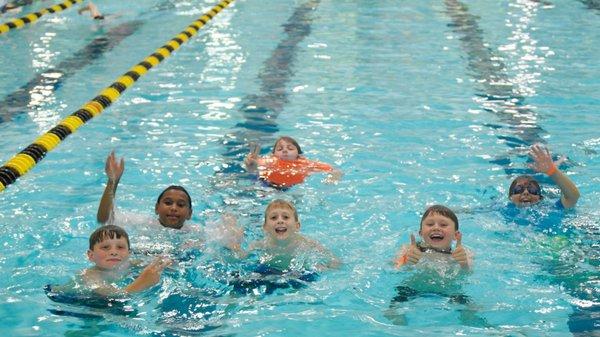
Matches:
[244,143,263,173]
[451,234,472,271]
[97,151,124,224]
[392,245,410,269]
[81,269,123,297]
[529,144,580,208]
[551,170,580,209]
[309,160,342,183]
[124,257,171,293]
[309,239,341,270]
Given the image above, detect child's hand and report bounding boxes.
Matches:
[405,234,422,265]
[244,142,260,171]
[528,143,565,175]
[105,151,125,183]
[324,170,343,184]
[451,232,469,269]
[219,213,244,251]
[125,257,172,293]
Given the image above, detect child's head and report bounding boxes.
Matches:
[272,136,302,161]
[155,185,193,229]
[87,225,130,270]
[508,175,542,207]
[418,205,459,250]
[263,199,300,241]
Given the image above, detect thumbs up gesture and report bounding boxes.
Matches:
[405,234,423,265]
[451,232,470,269]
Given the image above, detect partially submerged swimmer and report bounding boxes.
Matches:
[508,144,579,209]
[224,199,341,272]
[393,205,472,270]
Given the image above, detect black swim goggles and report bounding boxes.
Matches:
[510,182,541,196]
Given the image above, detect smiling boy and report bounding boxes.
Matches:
[393,205,471,270]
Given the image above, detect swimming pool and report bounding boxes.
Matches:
[1,0,598,335]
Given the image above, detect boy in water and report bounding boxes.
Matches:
[226,199,340,272]
[83,225,171,295]
[393,205,471,270]
[387,205,486,326]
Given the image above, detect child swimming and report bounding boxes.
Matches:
[508,144,579,209]
[387,205,487,327]
[225,199,340,272]
[393,205,472,270]
[244,136,342,189]
[82,225,170,296]
[97,151,195,231]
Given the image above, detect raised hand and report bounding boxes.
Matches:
[405,234,423,265]
[105,151,125,183]
[244,142,261,172]
[528,143,565,175]
[451,232,469,269]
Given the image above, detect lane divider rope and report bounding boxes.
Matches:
[0,0,83,35]
[0,0,235,192]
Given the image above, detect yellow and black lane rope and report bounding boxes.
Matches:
[0,0,83,35]
[0,0,235,192]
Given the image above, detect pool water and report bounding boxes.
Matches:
[1,0,599,336]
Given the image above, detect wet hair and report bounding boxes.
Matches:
[264,199,299,224]
[508,175,542,199]
[156,185,192,210]
[89,225,130,250]
[420,205,459,230]
[272,136,303,155]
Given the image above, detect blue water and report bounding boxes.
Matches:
[1,0,599,336]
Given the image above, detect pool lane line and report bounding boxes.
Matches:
[0,0,235,192]
[220,0,322,170]
[444,0,550,176]
[0,0,83,36]
[0,20,144,123]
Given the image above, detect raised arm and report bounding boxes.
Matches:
[97,151,125,224]
[529,144,580,208]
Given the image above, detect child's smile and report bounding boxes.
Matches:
[420,213,457,251]
[264,207,300,242]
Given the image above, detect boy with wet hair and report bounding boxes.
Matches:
[393,205,471,270]
[83,225,171,295]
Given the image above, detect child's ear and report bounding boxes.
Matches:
[186,209,192,220]
[155,204,159,214]
[86,250,94,261]
[295,222,301,230]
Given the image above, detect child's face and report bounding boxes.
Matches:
[155,189,192,229]
[509,178,542,207]
[87,236,130,270]
[263,206,300,242]
[419,213,458,250]
[273,139,299,161]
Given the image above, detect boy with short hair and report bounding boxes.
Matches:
[83,225,170,295]
[226,199,340,271]
[393,204,472,270]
